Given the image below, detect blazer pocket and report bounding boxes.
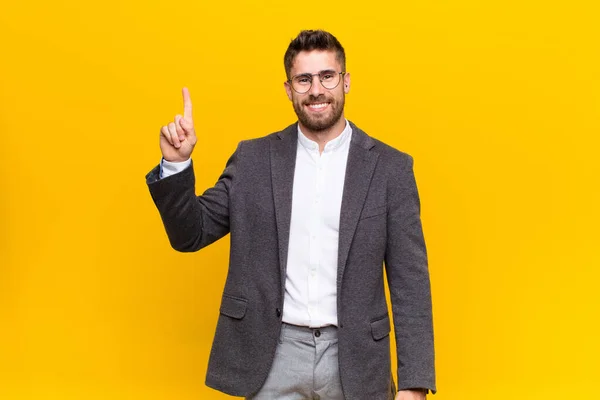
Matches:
[370,314,391,341]
[220,294,248,319]
[359,205,387,221]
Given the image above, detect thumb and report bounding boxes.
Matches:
[179,117,195,134]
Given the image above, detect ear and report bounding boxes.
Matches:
[343,72,351,94]
[284,81,293,101]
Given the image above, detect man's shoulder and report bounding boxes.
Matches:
[239,123,297,148]
[371,136,412,159]
[350,122,414,169]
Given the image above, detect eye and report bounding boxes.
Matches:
[295,75,311,85]
[320,71,336,81]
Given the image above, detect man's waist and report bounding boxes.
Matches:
[280,322,338,340]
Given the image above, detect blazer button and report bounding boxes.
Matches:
[276,308,281,318]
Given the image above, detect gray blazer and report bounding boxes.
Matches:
[146,121,436,399]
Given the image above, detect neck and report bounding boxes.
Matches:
[299,116,347,153]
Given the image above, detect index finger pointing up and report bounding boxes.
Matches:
[182,87,193,120]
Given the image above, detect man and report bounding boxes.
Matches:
[147,30,435,399]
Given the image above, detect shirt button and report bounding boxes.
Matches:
[314,329,321,338]
[276,308,281,318]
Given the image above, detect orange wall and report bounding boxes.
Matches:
[1,1,599,399]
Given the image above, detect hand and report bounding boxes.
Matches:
[159,87,197,162]
[395,389,427,400]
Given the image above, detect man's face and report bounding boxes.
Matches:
[285,50,351,132]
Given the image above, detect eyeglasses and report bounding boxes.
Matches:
[288,70,345,94]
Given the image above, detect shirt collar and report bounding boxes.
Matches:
[297,120,352,153]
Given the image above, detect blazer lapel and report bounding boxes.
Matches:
[270,124,298,294]
[337,123,379,287]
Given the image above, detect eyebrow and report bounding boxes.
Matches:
[293,69,337,77]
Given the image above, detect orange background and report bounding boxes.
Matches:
[1,1,599,399]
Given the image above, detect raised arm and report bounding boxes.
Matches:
[147,88,240,252]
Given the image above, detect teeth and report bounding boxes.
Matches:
[308,103,328,109]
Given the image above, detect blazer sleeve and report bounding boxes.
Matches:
[384,155,436,394]
[145,142,242,252]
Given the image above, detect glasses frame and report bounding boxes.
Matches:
[288,70,346,94]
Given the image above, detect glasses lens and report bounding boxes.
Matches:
[292,74,312,94]
[290,71,342,93]
[320,71,341,89]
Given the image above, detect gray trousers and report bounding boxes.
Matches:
[246,323,344,400]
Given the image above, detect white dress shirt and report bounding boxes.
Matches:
[282,121,352,327]
[160,157,191,179]
[160,121,353,328]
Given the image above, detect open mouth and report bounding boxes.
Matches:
[305,102,330,112]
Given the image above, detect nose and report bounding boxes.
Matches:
[308,74,324,97]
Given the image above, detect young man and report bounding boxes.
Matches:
[147,30,436,400]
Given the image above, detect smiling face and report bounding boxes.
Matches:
[285,50,351,135]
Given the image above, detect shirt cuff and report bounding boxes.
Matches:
[160,158,191,179]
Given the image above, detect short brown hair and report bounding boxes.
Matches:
[284,30,346,80]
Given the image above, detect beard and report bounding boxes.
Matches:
[292,93,345,132]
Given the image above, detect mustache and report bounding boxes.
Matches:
[303,94,330,104]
